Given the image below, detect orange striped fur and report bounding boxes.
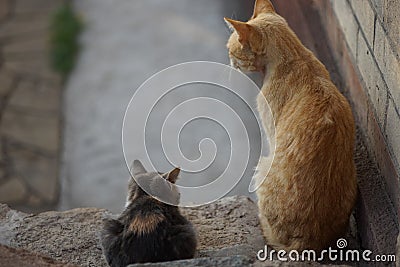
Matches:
[225,0,357,251]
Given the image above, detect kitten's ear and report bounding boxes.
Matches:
[252,0,275,18]
[164,167,180,184]
[132,160,146,176]
[224,18,263,54]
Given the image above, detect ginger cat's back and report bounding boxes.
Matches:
[257,58,356,251]
[225,0,356,251]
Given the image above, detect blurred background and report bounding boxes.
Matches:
[0,0,260,213]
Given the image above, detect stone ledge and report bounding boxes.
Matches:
[0,196,355,266]
[128,255,253,267]
[0,244,76,267]
[0,196,265,266]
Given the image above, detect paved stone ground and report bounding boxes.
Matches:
[0,0,63,212]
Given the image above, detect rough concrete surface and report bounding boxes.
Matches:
[0,244,76,267]
[0,195,356,266]
[3,203,109,267]
[0,196,266,266]
[181,196,265,252]
[127,255,253,267]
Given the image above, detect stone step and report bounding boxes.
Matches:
[0,196,372,266]
[0,196,263,266]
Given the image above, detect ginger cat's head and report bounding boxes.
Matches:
[225,0,290,72]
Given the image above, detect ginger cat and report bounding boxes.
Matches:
[225,0,357,251]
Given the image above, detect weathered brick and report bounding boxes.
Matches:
[383,0,400,57]
[331,0,359,56]
[370,0,384,19]
[316,0,400,257]
[373,20,400,109]
[366,103,399,213]
[373,19,387,65]
[356,30,373,85]
[384,47,400,107]
[386,99,400,173]
[342,35,369,129]
[370,76,388,128]
[356,30,388,127]
[349,0,376,46]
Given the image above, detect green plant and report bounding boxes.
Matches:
[50,3,83,80]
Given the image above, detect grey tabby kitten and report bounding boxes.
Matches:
[100,160,197,266]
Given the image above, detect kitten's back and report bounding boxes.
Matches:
[101,161,197,266]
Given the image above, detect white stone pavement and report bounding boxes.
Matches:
[60,0,264,212]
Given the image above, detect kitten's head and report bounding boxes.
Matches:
[225,0,284,72]
[126,160,181,207]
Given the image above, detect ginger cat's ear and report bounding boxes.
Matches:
[224,18,249,44]
[224,18,263,54]
[252,0,275,18]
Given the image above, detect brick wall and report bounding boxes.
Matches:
[310,0,399,257]
[315,0,400,214]
[332,0,400,179]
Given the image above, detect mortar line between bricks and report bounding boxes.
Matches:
[330,3,400,197]
[372,14,377,51]
[387,91,400,119]
[299,1,390,153]
[355,28,359,65]
[378,93,400,173]
[360,74,389,133]
[366,0,400,62]
[383,87,389,132]
[333,16,388,140]
[359,76,400,175]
